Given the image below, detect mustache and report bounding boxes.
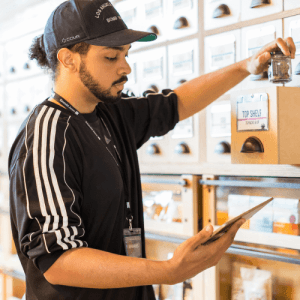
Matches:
[113,76,128,85]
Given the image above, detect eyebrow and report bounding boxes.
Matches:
[103,45,132,51]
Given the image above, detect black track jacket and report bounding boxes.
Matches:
[8,90,179,300]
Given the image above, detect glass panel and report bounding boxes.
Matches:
[215,176,300,254]
[219,252,300,300]
[142,189,182,223]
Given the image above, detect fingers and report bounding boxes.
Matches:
[259,37,296,58]
[248,37,296,74]
[275,37,291,56]
[191,224,214,249]
[221,218,246,245]
[285,37,296,59]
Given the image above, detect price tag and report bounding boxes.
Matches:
[237,94,269,131]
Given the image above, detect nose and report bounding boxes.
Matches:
[118,57,132,76]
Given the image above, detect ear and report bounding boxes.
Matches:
[57,48,80,73]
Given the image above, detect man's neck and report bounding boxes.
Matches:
[49,98,65,109]
[50,86,98,114]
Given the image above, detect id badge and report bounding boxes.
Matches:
[123,228,142,258]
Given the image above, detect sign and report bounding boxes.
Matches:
[237,93,269,131]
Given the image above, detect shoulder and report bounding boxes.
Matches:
[102,89,177,114]
[8,103,74,171]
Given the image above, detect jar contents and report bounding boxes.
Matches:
[268,51,292,84]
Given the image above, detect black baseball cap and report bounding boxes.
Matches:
[43,0,157,54]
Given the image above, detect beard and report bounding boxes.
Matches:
[79,60,127,105]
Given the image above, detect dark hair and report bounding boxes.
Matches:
[29,34,91,81]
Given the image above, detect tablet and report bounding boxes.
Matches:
[202,197,274,245]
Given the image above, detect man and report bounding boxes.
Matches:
[8,0,295,299]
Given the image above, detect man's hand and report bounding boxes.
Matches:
[166,218,245,285]
[246,37,296,75]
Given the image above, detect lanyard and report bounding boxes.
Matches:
[51,92,133,226]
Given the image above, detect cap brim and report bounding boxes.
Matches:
[85,29,157,47]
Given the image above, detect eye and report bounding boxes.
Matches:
[106,57,117,61]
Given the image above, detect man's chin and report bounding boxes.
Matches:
[101,94,122,104]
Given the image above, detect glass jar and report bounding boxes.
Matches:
[268,51,292,84]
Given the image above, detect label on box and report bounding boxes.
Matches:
[171,116,193,139]
[210,42,236,70]
[237,94,269,131]
[172,50,194,75]
[173,0,192,12]
[210,102,231,137]
[145,0,163,18]
[143,57,163,80]
[273,198,300,209]
[248,33,275,57]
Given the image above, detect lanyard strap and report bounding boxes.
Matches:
[51,92,133,222]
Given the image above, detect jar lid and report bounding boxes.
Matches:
[271,50,284,55]
[271,49,290,57]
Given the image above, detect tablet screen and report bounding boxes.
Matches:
[202,197,274,245]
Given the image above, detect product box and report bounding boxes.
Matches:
[216,199,228,226]
[249,196,274,233]
[272,198,300,236]
[228,194,250,230]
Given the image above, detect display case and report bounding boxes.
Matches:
[141,174,201,238]
[230,87,300,165]
[200,175,300,300]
